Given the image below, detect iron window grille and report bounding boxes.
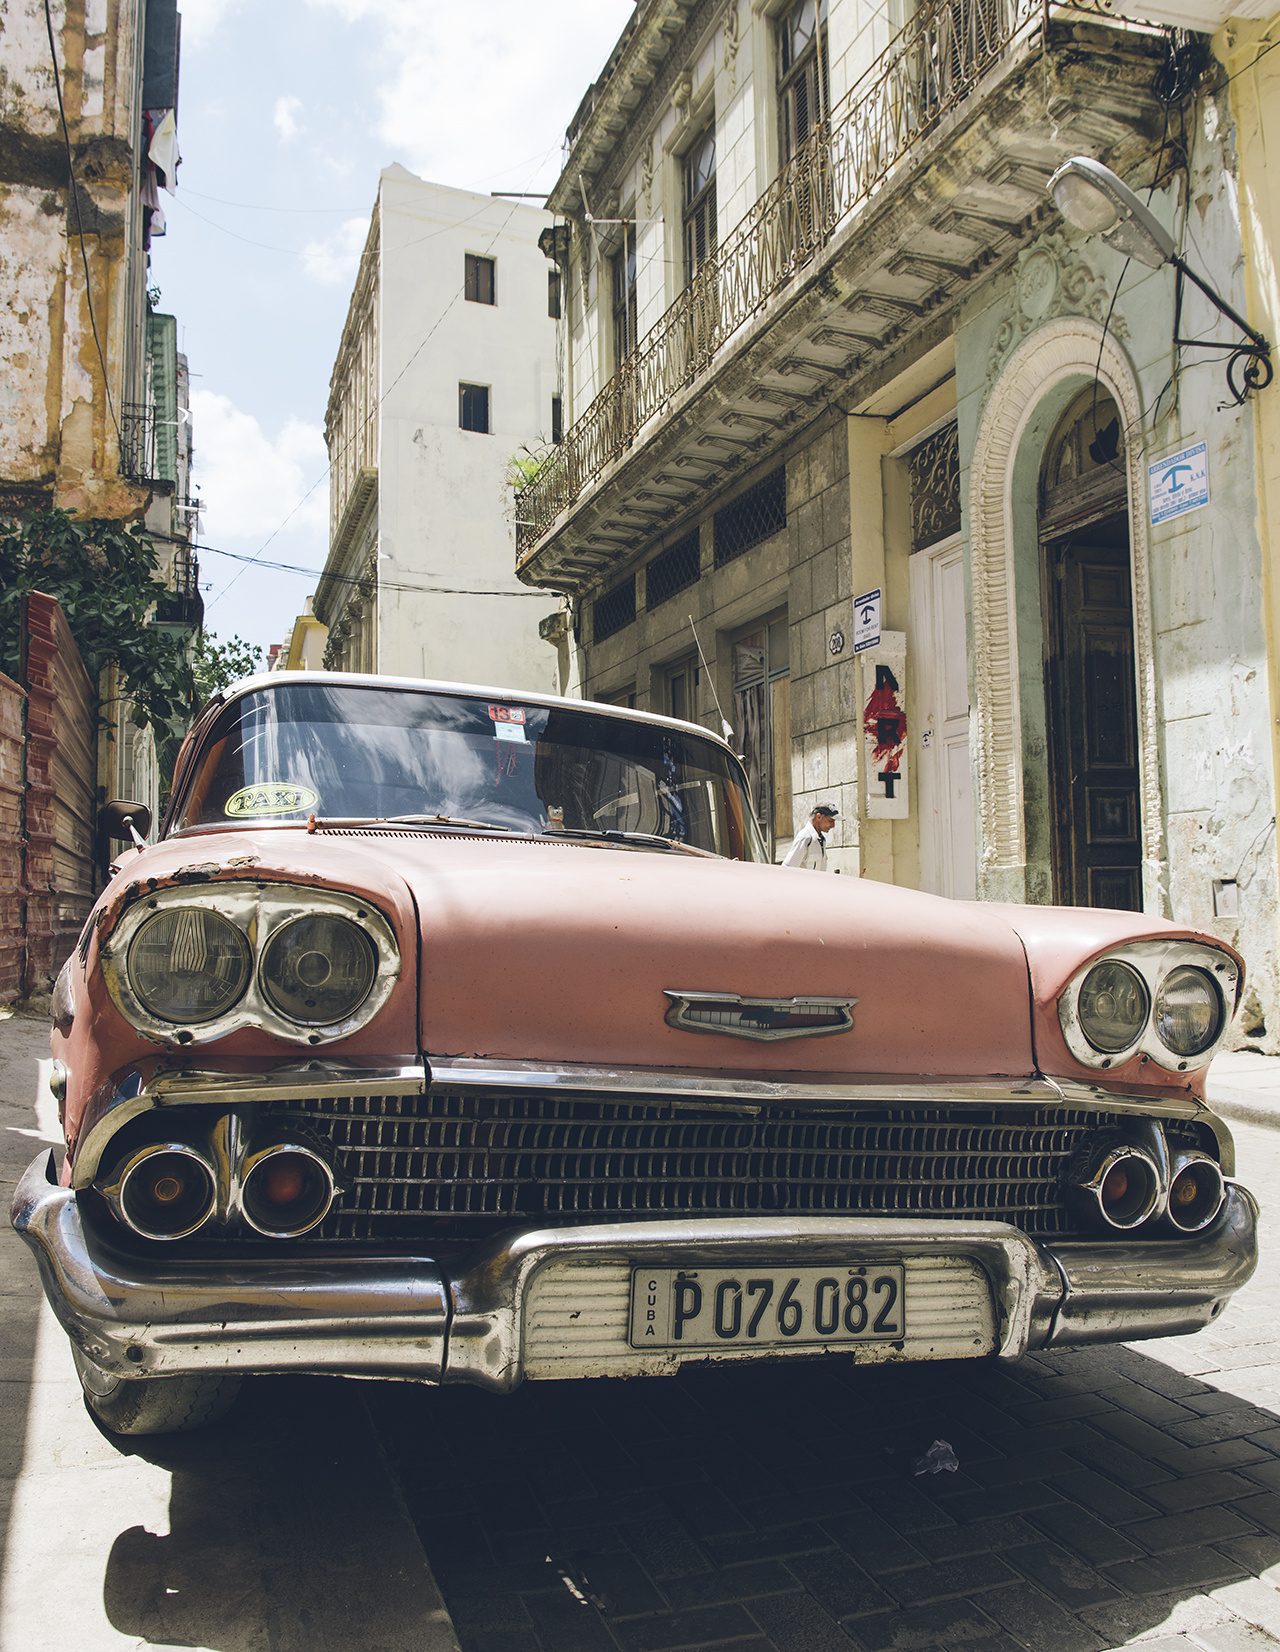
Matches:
[714,470,787,568]
[593,575,636,643]
[683,127,718,289]
[119,402,157,482]
[908,421,961,551]
[465,255,495,304]
[459,383,490,434]
[645,532,701,611]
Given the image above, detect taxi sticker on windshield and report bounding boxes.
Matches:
[225,784,319,818]
[489,705,526,743]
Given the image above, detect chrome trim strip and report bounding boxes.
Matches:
[426,1057,1067,1107]
[72,1060,427,1189]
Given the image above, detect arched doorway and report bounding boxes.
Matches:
[1039,388,1141,909]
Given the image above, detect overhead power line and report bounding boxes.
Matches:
[195,539,552,598]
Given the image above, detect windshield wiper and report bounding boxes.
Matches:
[543,827,681,850]
[384,814,513,831]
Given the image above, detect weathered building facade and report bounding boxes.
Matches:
[517,0,1279,1045]
[317,168,560,690]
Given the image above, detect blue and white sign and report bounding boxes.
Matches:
[1149,442,1209,525]
[853,588,882,654]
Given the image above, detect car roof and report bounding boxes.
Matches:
[218,671,733,751]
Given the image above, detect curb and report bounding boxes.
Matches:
[1208,1087,1280,1132]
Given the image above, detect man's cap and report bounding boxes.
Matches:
[812,802,838,817]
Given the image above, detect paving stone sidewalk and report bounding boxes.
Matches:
[371,1109,1280,1652]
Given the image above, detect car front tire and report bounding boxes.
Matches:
[72,1345,242,1436]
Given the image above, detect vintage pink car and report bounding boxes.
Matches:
[10,673,1257,1434]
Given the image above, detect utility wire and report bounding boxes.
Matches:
[195,538,549,597]
[44,0,120,441]
[209,194,527,613]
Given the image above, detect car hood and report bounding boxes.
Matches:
[359,834,1036,1075]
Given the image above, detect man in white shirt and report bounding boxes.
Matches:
[781,803,838,870]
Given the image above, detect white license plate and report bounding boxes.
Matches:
[629,1262,906,1350]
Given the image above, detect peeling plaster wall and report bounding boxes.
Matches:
[0,0,148,519]
[955,93,1278,1046]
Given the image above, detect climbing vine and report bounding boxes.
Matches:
[0,509,196,750]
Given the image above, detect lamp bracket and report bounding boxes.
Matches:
[1172,259,1273,406]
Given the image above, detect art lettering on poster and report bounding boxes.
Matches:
[861,631,908,820]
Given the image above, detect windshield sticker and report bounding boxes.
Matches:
[490,705,527,743]
[224,784,319,818]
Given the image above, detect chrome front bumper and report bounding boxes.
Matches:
[10,1152,1259,1392]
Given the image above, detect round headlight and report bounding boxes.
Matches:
[128,907,252,1023]
[1077,960,1150,1054]
[1154,966,1222,1057]
[260,914,377,1025]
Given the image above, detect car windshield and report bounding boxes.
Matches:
[177,683,768,861]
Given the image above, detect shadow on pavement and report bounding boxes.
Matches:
[99,1373,454,1652]
[369,1343,1280,1652]
[0,1014,57,1613]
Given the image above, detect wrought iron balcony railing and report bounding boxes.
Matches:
[516,0,1044,559]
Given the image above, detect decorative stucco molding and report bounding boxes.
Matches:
[984,236,1126,402]
[641,136,655,218]
[724,4,741,94]
[968,316,1166,912]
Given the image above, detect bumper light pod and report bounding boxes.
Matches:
[241,1143,336,1238]
[1074,1143,1162,1231]
[106,1144,218,1240]
[1166,1153,1226,1233]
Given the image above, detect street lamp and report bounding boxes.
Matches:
[1046,155,1272,404]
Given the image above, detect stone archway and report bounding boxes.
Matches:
[967,316,1165,911]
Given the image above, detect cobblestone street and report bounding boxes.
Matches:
[371,1114,1280,1652]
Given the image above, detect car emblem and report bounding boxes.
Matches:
[663,990,857,1041]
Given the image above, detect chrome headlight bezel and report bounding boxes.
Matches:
[1058,940,1238,1072]
[101,882,400,1046]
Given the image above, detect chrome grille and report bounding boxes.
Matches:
[261,1090,1124,1244]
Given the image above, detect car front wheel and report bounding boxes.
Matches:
[72,1345,242,1435]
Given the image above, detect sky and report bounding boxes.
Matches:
[157,0,634,662]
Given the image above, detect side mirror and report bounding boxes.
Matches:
[101,799,152,847]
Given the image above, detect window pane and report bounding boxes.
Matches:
[459,383,490,433]
[548,270,562,318]
[465,255,495,305]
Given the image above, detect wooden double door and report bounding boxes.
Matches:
[1043,513,1142,911]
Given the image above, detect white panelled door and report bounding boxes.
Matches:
[910,536,977,900]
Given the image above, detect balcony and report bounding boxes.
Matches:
[152,550,203,635]
[516,0,1169,592]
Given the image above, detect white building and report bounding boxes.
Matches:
[317,166,561,690]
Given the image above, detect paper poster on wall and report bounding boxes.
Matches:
[1148,442,1209,525]
[861,631,908,820]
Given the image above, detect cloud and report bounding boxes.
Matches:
[304,0,635,194]
[190,390,328,543]
[301,215,370,286]
[177,0,248,48]
[274,94,303,141]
